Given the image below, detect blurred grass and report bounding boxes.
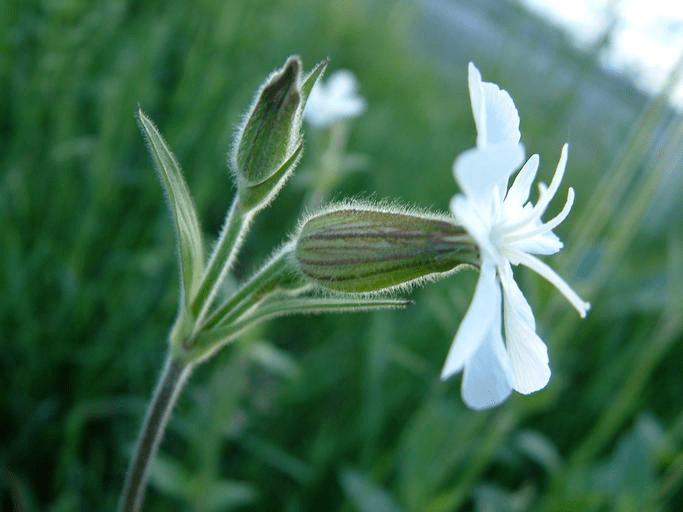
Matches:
[2,0,683,510]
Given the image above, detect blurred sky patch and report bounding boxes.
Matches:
[520,0,683,106]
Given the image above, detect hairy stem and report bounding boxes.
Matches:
[201,245,294,331]
[191,198,252,326]
[118,355,193,512]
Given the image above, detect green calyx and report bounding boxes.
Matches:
[293,206,479,293]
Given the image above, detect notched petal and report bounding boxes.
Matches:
[468,63,521,148]
[480,81,521,147]
[500,271,551,394]
[468,62,486,144]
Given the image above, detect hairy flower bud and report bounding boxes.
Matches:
[232,56,327,212]
[293,206,478,293]
[235,57,301,184]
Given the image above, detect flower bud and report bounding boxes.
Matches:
[232,56,326,211]
[293,207,478,293]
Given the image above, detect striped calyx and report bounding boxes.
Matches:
[294,207,478,293]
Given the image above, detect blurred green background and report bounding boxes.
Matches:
[3,0,683,510]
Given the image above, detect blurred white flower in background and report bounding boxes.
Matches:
[441,63,590,410]
[304,70,367,128]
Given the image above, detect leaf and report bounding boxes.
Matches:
[300,58,329,103]
[339,467,403,512]
[593,414,662,498]
[398,399,471,511]
[205,479,258,511]
[190,293,412,363]
[203,294,412,344]
[472,483,534,512]
[137,108,204,309]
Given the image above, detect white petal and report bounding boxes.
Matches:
[441,261,501,379]
[453,143,525,202]
[468,62,486,145]
[461,324,513,410]
[450,195,497,259]
[303,70,366,127]
[468,63,521,148]
[499,266,551,394]
[499,263,535,328]
[504,188,574,256]
[505,154,539,207]
[304,94,332,127]
[304,85,324,120]
[337,97,367,119]
[479,81,521,147]
[327,70,359,97]
[509,232,563,256]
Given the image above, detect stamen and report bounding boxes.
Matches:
[541,187,574,231]
[503,145,569,236]
[500,196,545,235]
[505,188,574,243]
[511,250,590,317]
[505,154,539,206]
[533,144,568,215]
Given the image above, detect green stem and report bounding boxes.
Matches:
[118,356,193,512]
[201,245,294,331]
[306,121,349,208]
[191,198,252,325]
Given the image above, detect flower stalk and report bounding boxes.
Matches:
[302,68,367,207]
[201,244,297,331]
[118,356,193,512]
[190,198,252,326]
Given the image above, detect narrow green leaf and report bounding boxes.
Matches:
[250,294,413,318]
[137,109,204,309]
[248,341,300,379]
[242,434,313,483]
[300,58,329,103]
[189,293,411,363]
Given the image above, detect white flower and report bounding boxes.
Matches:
[303,70,367,128]
[441,63,590,410]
